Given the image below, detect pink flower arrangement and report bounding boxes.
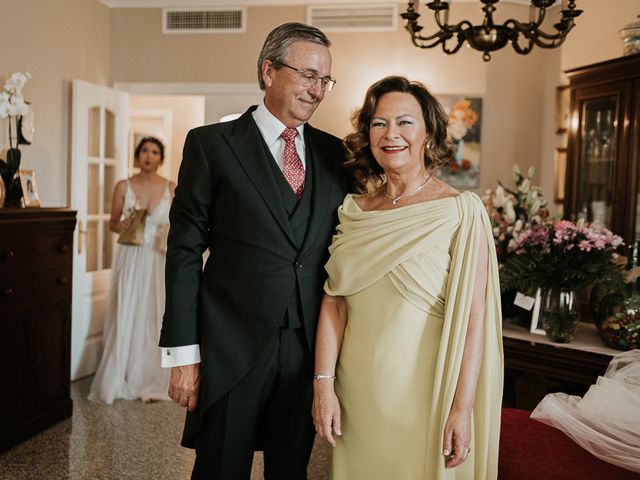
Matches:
[501,219,624,292]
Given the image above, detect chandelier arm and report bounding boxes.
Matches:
[529,28,575,48]
[503,17,543,35]
[441,35,467,55]
[503,17,573,44]
[510,36,534,55]
[516,21,576,45]
[409,19,473,46]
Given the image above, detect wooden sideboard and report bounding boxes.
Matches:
[502,321,619,410]
[0,208,76,452]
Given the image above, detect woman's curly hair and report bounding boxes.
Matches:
[344,76,454,193]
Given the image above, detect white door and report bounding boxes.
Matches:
[71,80,128,380]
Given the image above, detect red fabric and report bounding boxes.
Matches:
[499,408,640,480]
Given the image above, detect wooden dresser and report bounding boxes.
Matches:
[0,208,76,452]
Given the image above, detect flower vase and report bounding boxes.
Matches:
[541,286,581,342]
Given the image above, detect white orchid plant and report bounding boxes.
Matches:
[0,72,31,119]
[482,165,549,263]
[0,71,32,205]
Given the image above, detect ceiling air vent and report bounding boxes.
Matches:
[307,4,397,32]
[163,8,246,34]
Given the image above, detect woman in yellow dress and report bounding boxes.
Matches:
[312,76,503,479]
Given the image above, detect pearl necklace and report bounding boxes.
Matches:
[384,174,432,205]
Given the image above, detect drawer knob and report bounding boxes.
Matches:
[1,251,15,260]
[2,288,14,296]
[56,277,68,286]
[57,245,69,254]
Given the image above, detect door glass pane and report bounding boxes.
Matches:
[105,109,116,160]
[88,107,101,157]
[102,220,114,270]
[104,164,115,214]
[577,95,618,229]
[87,163,99,215]
[86,220,98,273]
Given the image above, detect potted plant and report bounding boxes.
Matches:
[0,71,31,207]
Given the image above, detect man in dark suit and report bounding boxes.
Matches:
[159,22,348,479]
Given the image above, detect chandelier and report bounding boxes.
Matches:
[401,0,583,61]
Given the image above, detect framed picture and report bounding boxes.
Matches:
[555,85,570,134]
[554,147,567,203]
[19,169,41,207]
[435,96,483,189]
[0,176,5,207]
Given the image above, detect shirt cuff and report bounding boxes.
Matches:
[161,344,201,368]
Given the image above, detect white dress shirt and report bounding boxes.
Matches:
[161,100,306,368]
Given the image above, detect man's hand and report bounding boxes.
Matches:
[168,363,200,412]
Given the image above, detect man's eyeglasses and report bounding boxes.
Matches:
[279,63,337,92]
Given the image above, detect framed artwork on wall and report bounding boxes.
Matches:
[435,96,482,189]
[555,85,570,134]
[19,169,40,207]
[554,147,567,203]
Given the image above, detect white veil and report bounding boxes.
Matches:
[531,349,640,473]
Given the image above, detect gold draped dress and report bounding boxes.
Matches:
[324,191,503,480]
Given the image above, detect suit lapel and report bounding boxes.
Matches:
[300,124,333,257]
[222,107,296,246]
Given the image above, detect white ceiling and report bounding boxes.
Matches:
[99,0,534,8]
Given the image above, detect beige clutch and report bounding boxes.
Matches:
[117,209,147,246]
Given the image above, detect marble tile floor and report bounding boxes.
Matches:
[0,377,331,480]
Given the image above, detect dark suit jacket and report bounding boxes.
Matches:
[160,106,348,429]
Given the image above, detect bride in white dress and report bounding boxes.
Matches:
[89,137,175,404]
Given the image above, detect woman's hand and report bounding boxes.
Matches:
[117,215,134,233]
[442,406,472,469]
[312,380,342,447]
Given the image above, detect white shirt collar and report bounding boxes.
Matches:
[252,99,305,148]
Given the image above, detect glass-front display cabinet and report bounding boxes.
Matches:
[564,53,640,243]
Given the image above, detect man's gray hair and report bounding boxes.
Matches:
[257,22,331,90]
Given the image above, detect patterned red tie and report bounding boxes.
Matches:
[281,127,305,199]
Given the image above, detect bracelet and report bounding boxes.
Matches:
[313,374,336,380]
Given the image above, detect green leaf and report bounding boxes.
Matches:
[527,166,535,179]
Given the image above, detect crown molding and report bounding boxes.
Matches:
[99,0,535,8]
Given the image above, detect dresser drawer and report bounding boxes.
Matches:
[0,234,72,274]
[0,265,72,310]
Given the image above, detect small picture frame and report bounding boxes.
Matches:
[529,288,545,335]
[0,176,6,207]
[19,169,41,207]
[554,147,567,204]
[555,85,570,134]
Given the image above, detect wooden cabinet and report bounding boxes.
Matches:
[0,208,76,452]
[502,323,617,410]
[564,53,640,243]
